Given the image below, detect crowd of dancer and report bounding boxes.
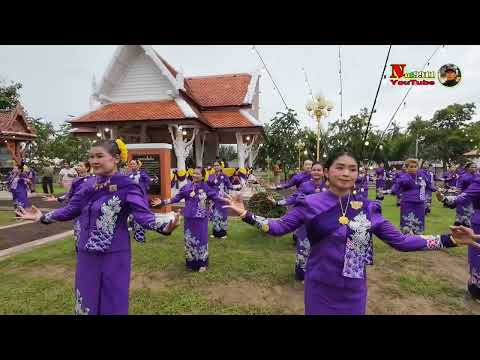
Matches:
[9,137,480,315]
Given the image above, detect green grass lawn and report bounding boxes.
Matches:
[0,191,478,314]
[34,184,65,195]
[0,211,16,226]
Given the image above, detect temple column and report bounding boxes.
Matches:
[168,125,198,187]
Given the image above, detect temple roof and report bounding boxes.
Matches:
[184,73,252,108]
[72,45,262,131]
[0,104,37,140]
[71,100,187,123]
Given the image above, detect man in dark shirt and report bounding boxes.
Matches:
[42,162,55,195]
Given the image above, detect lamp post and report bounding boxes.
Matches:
[294,140,305,171]
[306,95,334,161]
[415,135,425,158]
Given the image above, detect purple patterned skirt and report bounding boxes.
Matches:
[184,217,209,271]
[304,276,367,315]
[400,200,425,235]
[75,250,131,315]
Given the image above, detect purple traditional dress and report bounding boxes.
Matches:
[127,170,152,242]
[419,169,437,215]
[27,168,36,192]
[158,181,220,271]
[442,178,480,300]
[276,170,312,246]
[396,171,434,234]
[375,167,385,200]
[40,173,172,315]
[8,171,31,211]
[452,172,476,227]
[276,171,311,190]
[391,170,404,207]
[242,190,458,314]
[277,179,328,280]
[354,174,369,200]
[57,175,92,249]
[207,172,239,238]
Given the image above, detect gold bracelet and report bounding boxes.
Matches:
[449,235,457,245]
[240,210,248,219]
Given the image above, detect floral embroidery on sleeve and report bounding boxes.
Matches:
[421,235,444,250]
[41,210,57,224]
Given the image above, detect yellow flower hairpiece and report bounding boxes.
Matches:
[115,139,128,163]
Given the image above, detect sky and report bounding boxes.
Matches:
[0,45,478,135]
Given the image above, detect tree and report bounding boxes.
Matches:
[27,117,57,168]
[256,109,301,180]
[327,108,383,165]
[219,145,237,164]
[50,123,93,165]
[429,103,476,168]
[0,79,22,109]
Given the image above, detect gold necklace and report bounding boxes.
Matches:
[338,192,351,225]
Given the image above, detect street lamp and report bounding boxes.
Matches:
[294,140,305,170]
[306,94,334,161]
[415,135,425,158]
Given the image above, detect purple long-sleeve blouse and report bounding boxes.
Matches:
[207,172,235,194]
[40,173,170,253]
[127,170,152,194]
[277,171,311,190]
[243,190,456,287]
[277,179,327,206]
[162,181,220,218]
[396,172,436,203]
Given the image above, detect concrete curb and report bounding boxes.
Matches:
[0,207,54,212]
[0,230,73,261]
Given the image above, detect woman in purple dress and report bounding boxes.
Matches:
[207,161,241,239]
[273,160,312,191]
[222,152,471,315]
[8,163,32,215]
[354,167,369,200]
[437,176,480,303]
[152,167,221,273]
[396,159,435,235]
[269,162,327,282]
[450,162,477,227]
[127,160,153,243]
[44,161,93,250]
[374,163,385,200]
[16,140,180,315]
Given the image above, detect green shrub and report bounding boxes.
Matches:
[247,192,287,218]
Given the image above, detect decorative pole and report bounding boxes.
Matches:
[306,95,334,161]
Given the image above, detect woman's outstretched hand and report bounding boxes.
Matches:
[435,189,445,202]
[221,193,246,216]
[15,206,42,222]
[266,195,277,205]
[151,198,163,208]
[449,225,480,249]
[163,211,181,234]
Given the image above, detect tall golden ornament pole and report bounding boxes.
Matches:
[316,118,321,162]
[306,95,333,163]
